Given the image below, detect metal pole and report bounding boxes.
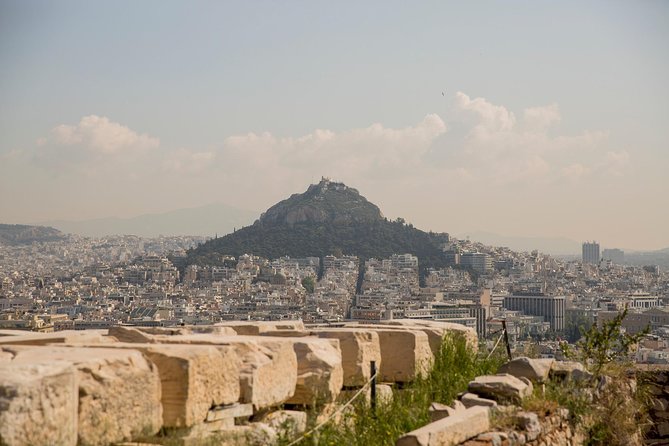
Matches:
[370,360,377,415]
[501,320,512,361]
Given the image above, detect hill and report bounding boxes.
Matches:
[0,224,65,245]
[40,203,258,237]
[187,179,449,271]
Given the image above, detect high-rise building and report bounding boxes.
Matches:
[503,294,565,331]
[602,248,624,264]
[582,241,600,264]
[460,252,492,274]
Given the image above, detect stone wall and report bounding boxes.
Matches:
[638,365,669,445]
[0,319,475,446]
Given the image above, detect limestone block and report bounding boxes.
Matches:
[0,361,78,446]
[460,392,498,408]
[514,411,541,441]
[108,326,155,343]
[0,330,106,346]
[396,406,490,446]
[4,346,162,446]
[139,344,240,427]
[498,357,554,383]
[468,374,532,404]
[206,403,253,422]
[60,341,241,427]
[373,329,433,382]
[119,333,298,410]
[286,337,344,405]
[258,410,307,438]
[312,328,382,387]
[550,361,593,382]
[214,320,305,335]
[385,319,479,352]
[215,423,277,446]
[429,402,456,422]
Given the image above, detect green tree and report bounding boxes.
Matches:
[562,306,648,377]
[301,276,315,294]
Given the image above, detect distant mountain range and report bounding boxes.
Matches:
[38,203,258,237]
[0,224,65,245]
[187,179,450,271]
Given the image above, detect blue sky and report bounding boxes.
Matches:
[1,1,668,249]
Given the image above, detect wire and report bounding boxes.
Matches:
[486,331,505,360]
[284,371,379,446]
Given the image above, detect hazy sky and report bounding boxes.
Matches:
[1,1,668,250]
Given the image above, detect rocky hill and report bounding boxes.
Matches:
[187,179,449,271]
[0,224,65,245]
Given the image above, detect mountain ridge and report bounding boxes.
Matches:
[187,179,449,271]
[38,203,258,237]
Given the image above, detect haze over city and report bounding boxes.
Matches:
[1,1,668,251]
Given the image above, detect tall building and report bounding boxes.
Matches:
[582,241,600,264]
[602,248,624,264]
[503,294,565,331]
[460,252,492,274]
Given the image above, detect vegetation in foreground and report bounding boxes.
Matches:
[281,334,505,446]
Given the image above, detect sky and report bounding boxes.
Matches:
[1,1,668,250]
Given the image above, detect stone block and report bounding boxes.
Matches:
[258,410,307,438]
[348,328,433,383]
[468,374,532,404]
[4,345,162,446]
[63,342,241,427]
[498,357,554,383]
[0,361,78,446]
[461,392,498,408]
[214,320,305,335]
[384,319,478,352]
[123,333,298,410]
[206,403,253,422]
[0,330,106,346]
[396,406,490,446]
[550,361,593,382]
[286,337,344,405]
[139,344,240,427]
[312,328,382,387]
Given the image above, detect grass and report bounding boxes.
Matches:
[281,333,505,446]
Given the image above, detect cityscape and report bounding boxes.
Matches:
[2,187,668,365]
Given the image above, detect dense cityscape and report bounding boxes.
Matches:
[2,228,667,364]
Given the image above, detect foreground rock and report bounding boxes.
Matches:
[3,345,162,446]
[468,374,532,404]
[550,360,593,382]
[74,342,240,427]
[383,319,478,353]
[110,329,298,410]
[498,357,554,383]
[214,320,305,335]
[285,337,344,405]
[0,330,108,346]
[342,326,433,382]
[311,328,382,387]
[396,406,490,446]
[0,362,78,446]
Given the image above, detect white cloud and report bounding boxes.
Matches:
[45,115,159,154]
[162,148,216,174]
[220,114,447,178]
[561,163,591,180]
[456,92,516,133]
[523,104,561,132]
[603,150,630,175]
[449,91,615,184]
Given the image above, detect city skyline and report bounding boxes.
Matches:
[1,1,668,250]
